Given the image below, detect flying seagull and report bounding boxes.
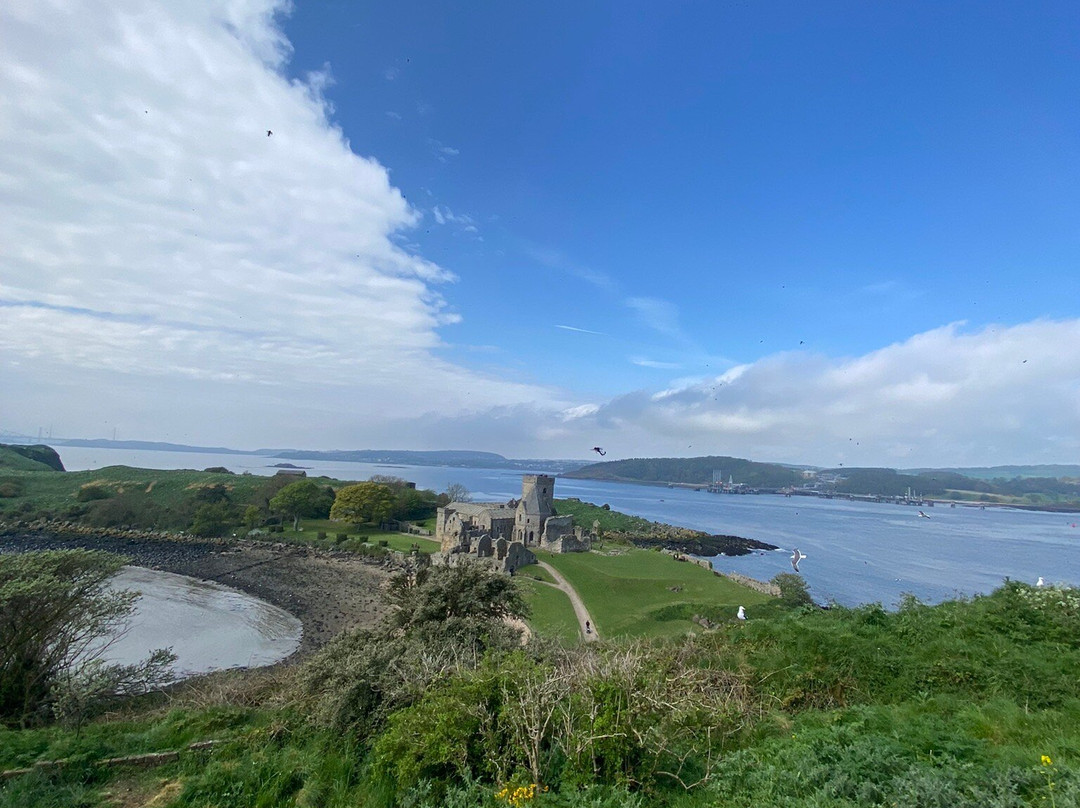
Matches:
[592,447,606,456]
[918,510,931,518]
[736,606,746,620]
[266,129,273,136]
[790,548,806,573]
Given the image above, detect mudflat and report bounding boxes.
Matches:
[0,528,393,657]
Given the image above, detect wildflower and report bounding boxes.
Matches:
[1042,755,1053,766]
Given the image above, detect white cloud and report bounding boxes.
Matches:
[541,320,1080,465]
[428,138,459,161]
[556,324,605,336]
[0,0,557,448]
[631,357,682,370]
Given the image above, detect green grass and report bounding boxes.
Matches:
[554,498,659,535]
[537,546,772,637]
[520,579,580,643]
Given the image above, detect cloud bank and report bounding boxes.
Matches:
[549,320,1080,466]
[0,0,556,447]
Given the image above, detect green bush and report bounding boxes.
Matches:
[75,484,112,502]
[0,480,24,498]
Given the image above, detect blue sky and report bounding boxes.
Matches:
[281,1,1080,393]
[1,1,1078,465]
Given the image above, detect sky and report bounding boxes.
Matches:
[2,0,1079,467]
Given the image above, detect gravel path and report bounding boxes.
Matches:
[536,561,599,642]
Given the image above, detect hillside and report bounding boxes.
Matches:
[0,443,65,472]
[564,455,801,488]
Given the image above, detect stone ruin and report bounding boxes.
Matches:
[435,474,593,573]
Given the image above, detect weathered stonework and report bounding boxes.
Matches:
[435,474,592,573]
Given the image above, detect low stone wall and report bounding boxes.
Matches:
[715,570,780,596]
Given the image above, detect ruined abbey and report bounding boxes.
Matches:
[436,474,592,572]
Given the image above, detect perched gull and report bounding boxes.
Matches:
[736,606,746,620]
[790,548,806,573]
[1037,577,1046,587]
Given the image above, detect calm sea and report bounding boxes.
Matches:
[58,446,1080,608]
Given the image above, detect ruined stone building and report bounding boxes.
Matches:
[436,474,592,572]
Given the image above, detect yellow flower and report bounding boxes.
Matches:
[1042,755,1053,766]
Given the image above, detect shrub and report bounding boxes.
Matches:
[0,479,24,498]
[317,531,327,540]
[75,484,112,502]
[0,550,174,727]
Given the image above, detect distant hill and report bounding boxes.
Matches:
[270,448,586,473]
[50,438,252,455]
[0,443,65,472]
[906,465,1080,481]
[829,466,1080,505]
[564,456,801,488]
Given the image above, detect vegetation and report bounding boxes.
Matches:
[329,482,395,526]
[0,460,446,551]
[0,444,65,472]
[537,546,772,638]
[6,579,1079,807]
[0,550,173,729]
[269,480,334,530]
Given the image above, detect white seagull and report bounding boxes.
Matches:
[737,606,746,620]
[791,548,806,573]
[918,510,931,518]
[1037,577,1046,587]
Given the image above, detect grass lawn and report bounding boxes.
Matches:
[519,578,580,643]
[537,546,773,638]
[516,564,557,585]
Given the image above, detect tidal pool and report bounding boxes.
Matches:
[102,566,303,678]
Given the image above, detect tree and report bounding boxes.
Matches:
[771,572,813,609]
[0,550,175,727]
[330,482,395,525]
[270,479,334,530]
[387,563,528,630]
[189,502,235,537]
[445,483,471,503]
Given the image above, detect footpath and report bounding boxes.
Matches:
[536,561,599,642]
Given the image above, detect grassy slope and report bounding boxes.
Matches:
[537,544,772,638]
[0,446,60,473]
[8,583,1080,807]
[0,465,275,512]
[554,498,661,535]
[519,578,581,643]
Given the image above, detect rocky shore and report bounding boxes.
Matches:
[0,522,394,657]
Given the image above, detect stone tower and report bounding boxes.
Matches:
[514,474,555,545]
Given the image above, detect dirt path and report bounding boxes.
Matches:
[536,561,599,642]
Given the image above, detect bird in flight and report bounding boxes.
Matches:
[790,548,806,573]
[736,606,746,620]
[592,447,606,456]
[266,129,273,136]
[918,510,931,518]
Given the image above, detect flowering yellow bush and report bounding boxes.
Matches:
[495,783,548,806]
